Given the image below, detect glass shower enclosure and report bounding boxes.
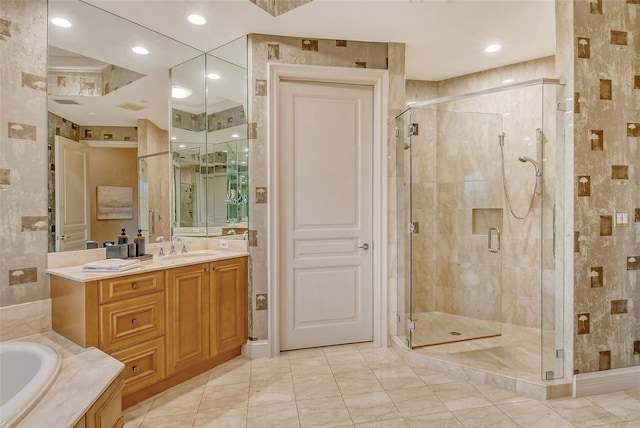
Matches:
[396,79,566,381]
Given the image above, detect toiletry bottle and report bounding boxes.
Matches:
[134,229,146,256]
[118,228,129,245]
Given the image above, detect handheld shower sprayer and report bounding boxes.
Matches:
[518,156,541,176]
[499,130,542,219]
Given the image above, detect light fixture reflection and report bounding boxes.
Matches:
[132,46,149,55]
[188,14,206,25]
[484,44,502,53]
[207,73,221,80]
[51,17,72,28]
[171,86,192,99]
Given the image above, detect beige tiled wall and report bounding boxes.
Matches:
[247,34,401,340]
[0,1,48,307]
[572,0,640,374]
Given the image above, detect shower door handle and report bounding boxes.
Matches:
[488,227,501,253]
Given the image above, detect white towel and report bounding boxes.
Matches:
[82,258,141,272]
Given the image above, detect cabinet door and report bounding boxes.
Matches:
[211,257,248,356]
[166,263,210,375]
[84,374,124,428]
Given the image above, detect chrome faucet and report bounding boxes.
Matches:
[170,236,182,255]
[227,229,237,235]
[155,236,166,257]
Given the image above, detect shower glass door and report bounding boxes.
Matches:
[395,109,412,346]
[410,108,504,348]
[396,80,566,380]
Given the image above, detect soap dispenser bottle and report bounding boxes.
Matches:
[134,229,146,256]
[117,228,129,245]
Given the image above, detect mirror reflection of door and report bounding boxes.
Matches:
[54,136,89,251]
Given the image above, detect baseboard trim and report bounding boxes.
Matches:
[573,366,640,397]
[242,340,270,359]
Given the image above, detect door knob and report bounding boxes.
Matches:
[358,243,369,250]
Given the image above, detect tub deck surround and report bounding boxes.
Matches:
[6,331,123,428]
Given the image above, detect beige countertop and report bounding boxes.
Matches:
[13,331,124,428]
[46,249,249,283]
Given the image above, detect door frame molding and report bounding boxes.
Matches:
[267,63,389,357]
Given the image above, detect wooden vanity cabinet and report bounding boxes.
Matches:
[165,262,210,375]
[211,257,248,356]
[51,270,167,397]
[50,256,248,408]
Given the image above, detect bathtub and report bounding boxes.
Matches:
[0,342,61,428]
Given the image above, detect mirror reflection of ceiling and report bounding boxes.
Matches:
[85,0,555,81]
[47,0,202,128]
[48,46,146,98]
[251,0,314,17]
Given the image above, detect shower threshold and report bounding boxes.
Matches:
[392,319,573,400]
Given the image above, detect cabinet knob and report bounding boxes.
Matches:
[132,365,139,373]
[204,267,209,272]
[131,318,139,325]
[213,266,219,271]
[131,282,139,290]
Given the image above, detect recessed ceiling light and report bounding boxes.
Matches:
[188,14,206,25]
[207,73,221,80]
[502,79,514,84]
[51,17,72,28]
[484,44,502,53]
[171,86,192,99]
[231,134,240,138]
[178,144,186,148]
[88,112,96,116]
[132,46,149,55]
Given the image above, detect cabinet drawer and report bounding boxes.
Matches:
[99,272,164,304]
[99,292,165,352]
[110,337,166,396]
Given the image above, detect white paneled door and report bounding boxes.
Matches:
[279,79,374,351]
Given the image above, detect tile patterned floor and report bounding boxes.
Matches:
[123,343,640,428]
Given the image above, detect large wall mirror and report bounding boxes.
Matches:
[170,37,248,237]
[47,1,247,251]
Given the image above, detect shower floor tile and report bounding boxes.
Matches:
[405,313,557,386]
[410,312,502,347]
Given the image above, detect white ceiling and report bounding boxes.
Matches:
[86,0,556,81]
[47,0,556,129]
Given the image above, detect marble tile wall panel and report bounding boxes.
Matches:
[0,0,49,307]
[247,34,394,340]
[573,0,640,374]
